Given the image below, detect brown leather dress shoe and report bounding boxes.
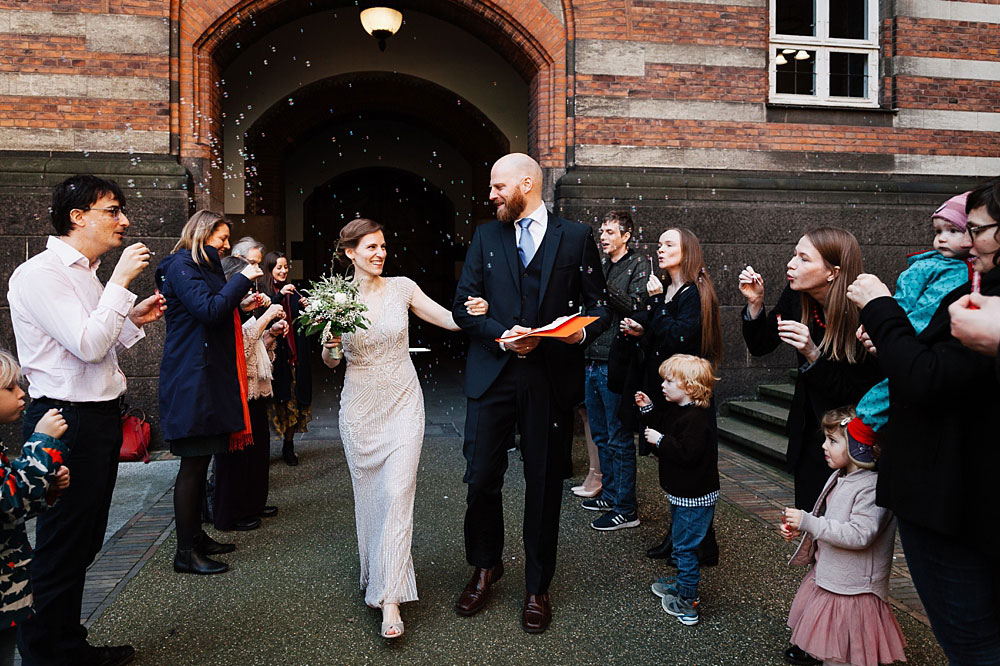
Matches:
[455,562,504,616]
[521,592,552,634]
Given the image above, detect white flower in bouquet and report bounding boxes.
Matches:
[296,274,370,348]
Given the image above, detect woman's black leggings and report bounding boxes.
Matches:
[174,455,212,551]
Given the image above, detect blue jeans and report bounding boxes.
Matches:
[671,503,715,600]
[584,361,636,515]
[897,518,1000,665]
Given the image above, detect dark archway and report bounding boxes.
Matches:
[303,167,456,304]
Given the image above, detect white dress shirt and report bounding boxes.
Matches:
[7,236,144,401]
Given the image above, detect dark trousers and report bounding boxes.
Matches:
[18,399,122,666]
[214,399,270,528]
[463,357,565,594]
[793,441,830,510]
[898,518,1000,665]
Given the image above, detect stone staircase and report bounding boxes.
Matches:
[718,373,795,464]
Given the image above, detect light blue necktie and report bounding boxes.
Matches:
[517,218,535,267]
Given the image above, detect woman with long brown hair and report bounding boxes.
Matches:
[321,218,487,640]
[619,227,723,562]
[739,227,881,512]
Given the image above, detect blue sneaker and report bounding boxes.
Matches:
[650,576,678,599]
[662,594,700,625]
[580,498,612,511]
[590,510,640,531]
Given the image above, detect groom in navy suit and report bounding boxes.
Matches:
[452,153,609,633]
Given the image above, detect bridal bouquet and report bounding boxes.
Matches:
[296,274,370,359]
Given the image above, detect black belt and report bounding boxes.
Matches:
[36,396,124,411]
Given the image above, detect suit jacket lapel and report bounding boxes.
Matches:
[499,221,520,293]
[538,214,563,305]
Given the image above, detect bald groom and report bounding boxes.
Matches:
[451,153,609,633]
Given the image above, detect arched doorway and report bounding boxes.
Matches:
[302,167,456,302]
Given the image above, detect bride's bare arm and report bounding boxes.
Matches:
[410,286,488,331]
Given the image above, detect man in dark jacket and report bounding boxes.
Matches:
[581,211,648,531]
[451,153,609,634]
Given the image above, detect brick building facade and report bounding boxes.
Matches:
[1,0,996,442]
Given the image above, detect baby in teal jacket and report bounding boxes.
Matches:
[849,193,971,446]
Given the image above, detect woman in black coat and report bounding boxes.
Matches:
[620,228,723,561]
[260,251,312,466]
[156,210,264,575]
[739,227,881,511]
[848,178,1000,664]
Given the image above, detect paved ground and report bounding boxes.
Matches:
[77,358,944,665]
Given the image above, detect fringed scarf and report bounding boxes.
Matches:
[230,308,254,452]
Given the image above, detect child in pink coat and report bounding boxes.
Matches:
[781,406,906,666]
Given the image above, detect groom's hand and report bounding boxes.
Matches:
[505,325,540,355]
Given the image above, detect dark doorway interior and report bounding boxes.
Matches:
[303,167,465,353]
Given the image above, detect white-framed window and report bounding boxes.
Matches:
[769,0,880,107]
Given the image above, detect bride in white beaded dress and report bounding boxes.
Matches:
[322,217,487,640]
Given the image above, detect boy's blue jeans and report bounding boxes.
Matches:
[671,503,715,599]
[584,361,637,516]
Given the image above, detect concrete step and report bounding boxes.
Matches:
[726,399,789,430]
[718,416,787,464]
[758,383,795,405]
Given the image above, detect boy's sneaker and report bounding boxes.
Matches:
[590,510,640,531]
[662,594,700,625]
[580,498,612,511]
[650,576,678,599]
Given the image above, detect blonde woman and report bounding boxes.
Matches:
[156,210,265,575]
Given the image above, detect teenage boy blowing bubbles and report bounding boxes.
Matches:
[634,354,719,626]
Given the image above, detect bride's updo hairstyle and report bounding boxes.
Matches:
[337,217,384,267]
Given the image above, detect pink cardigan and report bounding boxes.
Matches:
[789,469,897,601]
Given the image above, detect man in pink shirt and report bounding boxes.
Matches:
[7,175,164,666]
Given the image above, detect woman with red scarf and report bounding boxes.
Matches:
[156,211,266,575]
[261,251,313,466]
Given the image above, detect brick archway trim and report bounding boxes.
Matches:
[174,0,570,183]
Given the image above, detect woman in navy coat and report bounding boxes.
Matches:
[156,210,264,575]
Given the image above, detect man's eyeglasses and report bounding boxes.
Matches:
[75,205,125,221]
[966,222,999,240]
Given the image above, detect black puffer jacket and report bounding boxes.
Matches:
[860,267,1000,555]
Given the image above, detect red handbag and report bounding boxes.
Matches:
[120,408,151,463]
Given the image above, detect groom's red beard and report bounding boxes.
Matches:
[495,187,526,224]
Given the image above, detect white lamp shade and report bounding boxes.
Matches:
[775,54,788,65]
[360,7,403,36]
[794,50,810,60]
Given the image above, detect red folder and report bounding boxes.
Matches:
[496,314,599,343]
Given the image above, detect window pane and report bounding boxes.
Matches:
[829,52,868,97]
[776,49,816,95]
[829,0,866,39]
[776,0,816,36]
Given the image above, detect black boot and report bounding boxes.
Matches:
[174,548,228,575]
[282,441,298,466]
[197,530,235,555]
[646,534,673,559]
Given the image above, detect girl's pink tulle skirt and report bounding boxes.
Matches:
[788,569,907,666]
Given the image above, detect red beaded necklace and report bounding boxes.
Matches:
[811,306,826,329]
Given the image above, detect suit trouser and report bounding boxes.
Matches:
[463,356,565,594]
[18,399,122,666]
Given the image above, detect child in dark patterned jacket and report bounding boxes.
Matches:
[0,350,70,666]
